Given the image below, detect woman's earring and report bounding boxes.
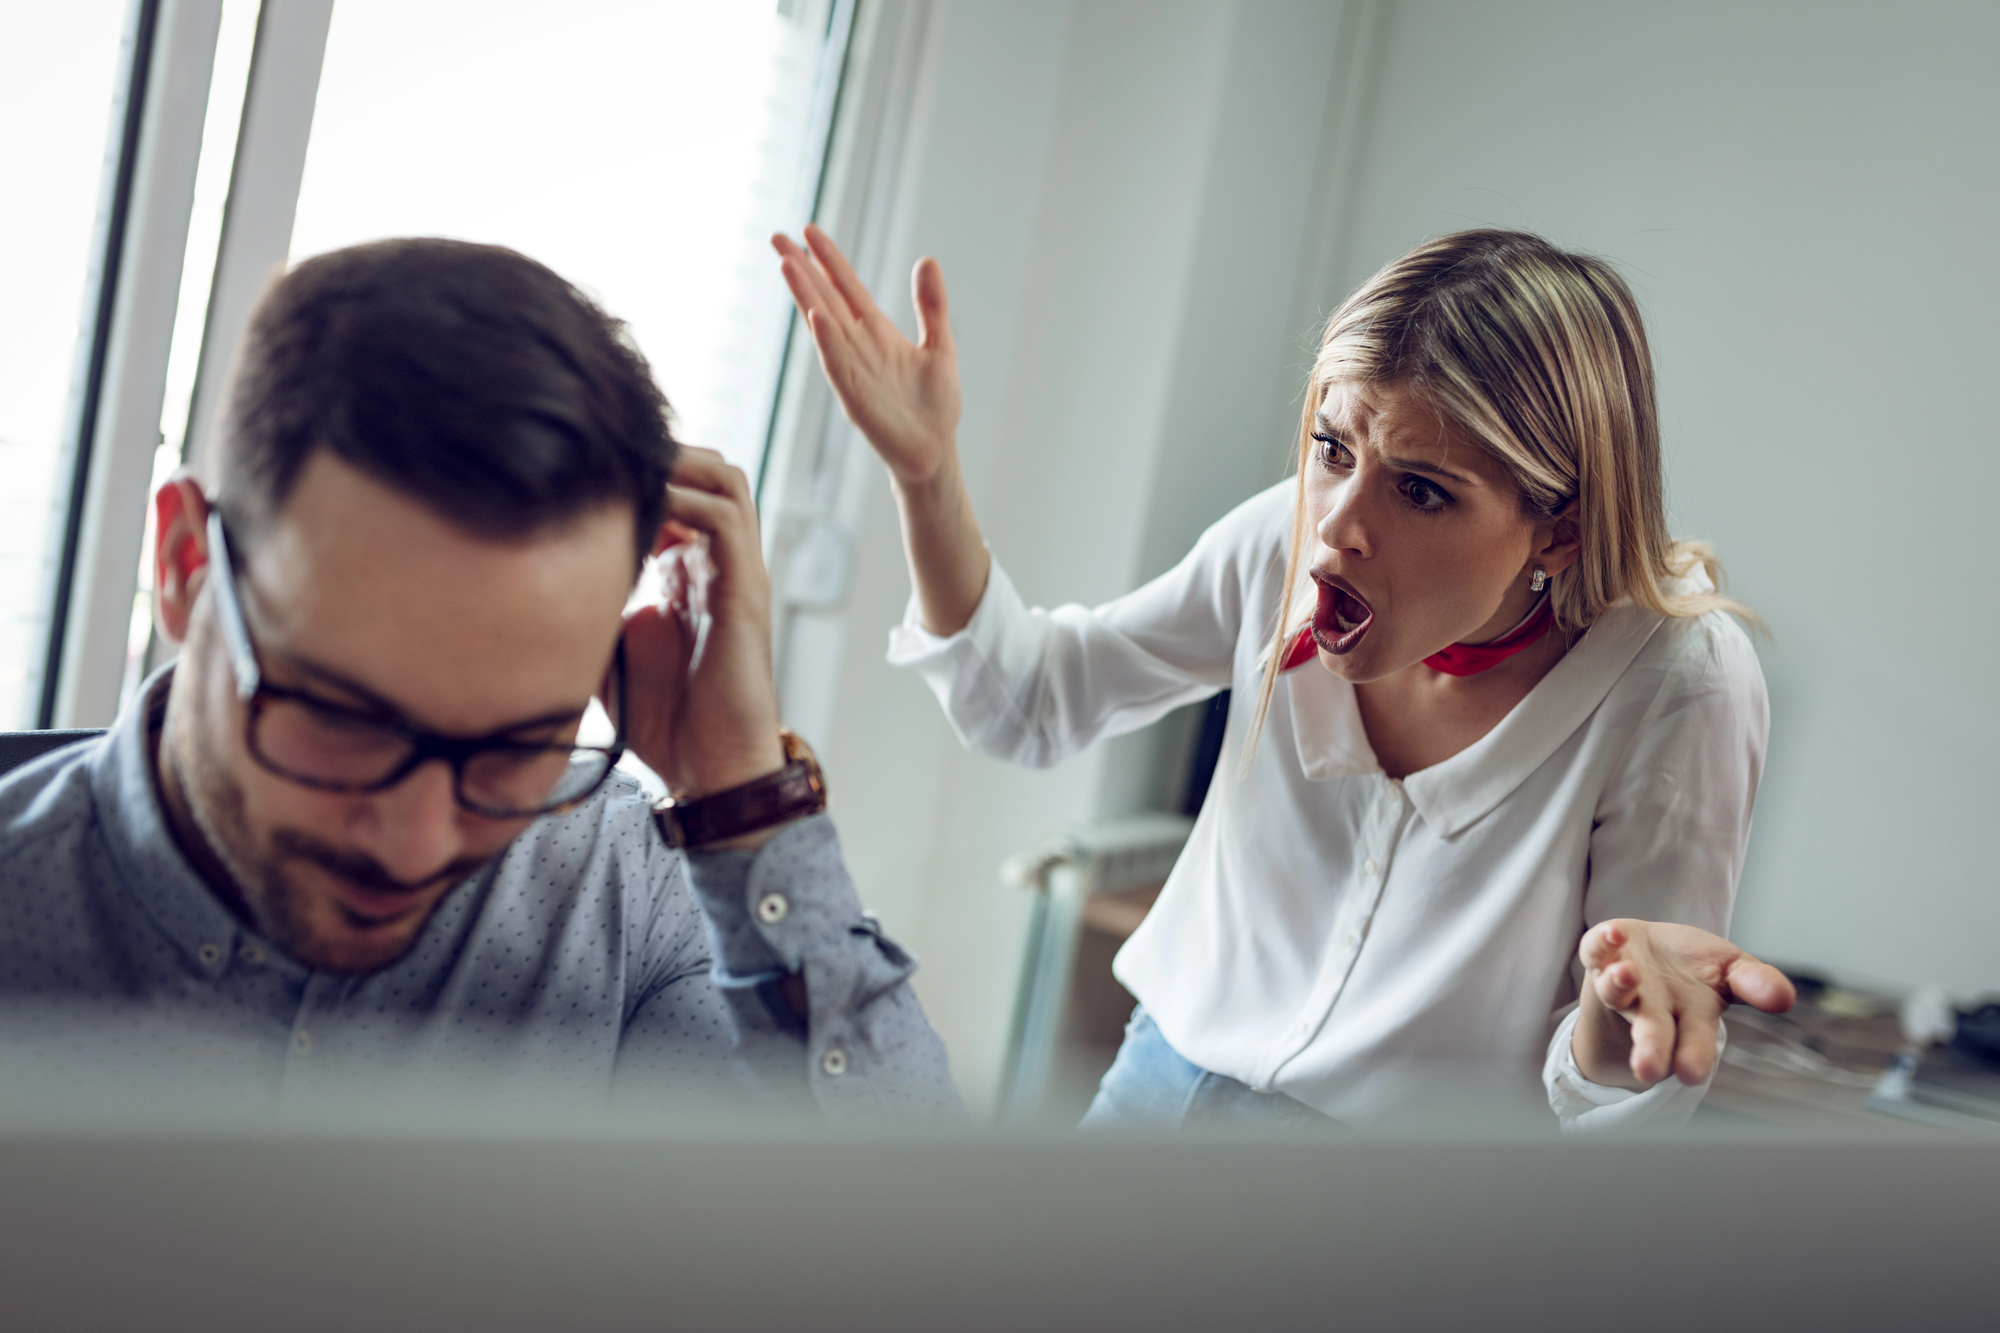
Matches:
[1530,568,1548,593]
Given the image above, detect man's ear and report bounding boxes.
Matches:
[1535,499,1583,579]
[154,476,212,645]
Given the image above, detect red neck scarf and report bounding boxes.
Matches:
[1281,596,1555,678]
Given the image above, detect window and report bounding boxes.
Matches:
[14,0,856,730]
[0,4,131,727]
[290,0,846,483]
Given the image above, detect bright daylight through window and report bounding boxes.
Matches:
[290,0,834,484]
[3,0,842,734]
[0,4,128,728]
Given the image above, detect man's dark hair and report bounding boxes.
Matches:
[218,238,678,564]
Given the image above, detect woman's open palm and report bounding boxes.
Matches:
[772,225,960,487]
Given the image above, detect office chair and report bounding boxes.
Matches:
[0,730,106,778]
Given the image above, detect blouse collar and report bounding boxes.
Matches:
[1286,599,1668,837]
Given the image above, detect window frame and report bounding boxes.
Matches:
[36,0,891,730]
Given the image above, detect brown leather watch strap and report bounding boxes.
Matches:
[653,729,827,850]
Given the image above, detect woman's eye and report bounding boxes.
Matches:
[1401,476,1453,511]
[1312,433,1352,469]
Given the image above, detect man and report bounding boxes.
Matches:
[0,239,958,1122]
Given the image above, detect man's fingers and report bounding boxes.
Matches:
[652,519,702,558]
[1672,1005,1722,1086]
[615,601,693,706]
[912,256,953,352]
[668,447,753,501]
[1724,955,1796,1015]
[665,481,754,547]
[804,223,884,326]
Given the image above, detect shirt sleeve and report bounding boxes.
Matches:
[616,812,963,1124]
[884,480,1292,768]
[1543,612,1769,1133]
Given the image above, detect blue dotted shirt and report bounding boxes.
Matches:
[0,675,961,1124]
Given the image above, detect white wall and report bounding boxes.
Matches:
[1325,0,2000,997]
[812,0,1351,1111]
[816,0,2000,1114]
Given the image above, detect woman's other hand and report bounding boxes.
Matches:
[1571,919,1796,1089]
[772,225,961,488]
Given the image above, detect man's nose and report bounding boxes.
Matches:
[353,758,469,886]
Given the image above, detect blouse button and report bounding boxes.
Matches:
[1362,859,1379,877]
[196,942,223,968]
[756,893,790,925]
[238,942,266,965]
[821,1048,849,1076]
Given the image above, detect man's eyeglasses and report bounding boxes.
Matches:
[204,511,626,819]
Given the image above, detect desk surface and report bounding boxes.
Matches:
[1,1129,1992,1332]
[1702,997,1910,1128]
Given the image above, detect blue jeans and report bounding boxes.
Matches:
[1079,1008,1337,1132]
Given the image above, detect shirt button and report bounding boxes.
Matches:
[821,1048,849,1076]
[1343,931,1358,949]
[292,1030,312,1056]
[238,942,266,965]
[756,893,789,925]
[1362,859,1378,877]
[1293,1020,1309,1037]
[196,942,223,968]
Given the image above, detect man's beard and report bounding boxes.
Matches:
[169,689,491,976]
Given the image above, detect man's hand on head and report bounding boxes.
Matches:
[611,447,785,801]
[1571,919,1796,1091]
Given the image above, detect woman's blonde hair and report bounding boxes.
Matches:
[1245,229,1753,754]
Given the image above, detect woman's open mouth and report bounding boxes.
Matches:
[1311,575,1375,656]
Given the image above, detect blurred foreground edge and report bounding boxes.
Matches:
[0,1134,1992,1332]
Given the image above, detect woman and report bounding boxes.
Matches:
[773,225,1793,1131]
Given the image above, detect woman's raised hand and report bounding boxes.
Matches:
[771,225,990,637]
[1571,919,1796,1090]
[772,225,961,488]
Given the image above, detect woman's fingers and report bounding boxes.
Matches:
[777,250,860,356]
[1625,998,1677,1085]
[912,255,953,353]
[804,223,885,326]
[1672,1004,1723,1086]
[1724,954,1797,1014]
[1593,960,1641,1012]
[1578,919,1628,971]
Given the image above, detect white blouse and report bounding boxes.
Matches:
[888,480,1768,1132]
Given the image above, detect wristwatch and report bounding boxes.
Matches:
[652,729,827,850]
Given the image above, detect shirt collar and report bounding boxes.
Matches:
[1286,600,1668,837]
[86,667,269,980]
[1403,601,1665,836]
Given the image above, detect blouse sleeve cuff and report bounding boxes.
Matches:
[1543,1005,1723,1134]
[885,553,1024,668]
[883,559,1053,755]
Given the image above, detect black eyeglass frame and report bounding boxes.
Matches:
[204,510,627,819]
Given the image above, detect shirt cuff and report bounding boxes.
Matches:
[680,812,863,983]
[1543,1005,1723,1134]
[885,554,1029,670]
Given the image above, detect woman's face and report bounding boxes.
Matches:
[1302,379,1574,684]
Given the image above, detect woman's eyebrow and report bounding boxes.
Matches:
[1380,454,1477,486]
[1314,409,1479,485]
